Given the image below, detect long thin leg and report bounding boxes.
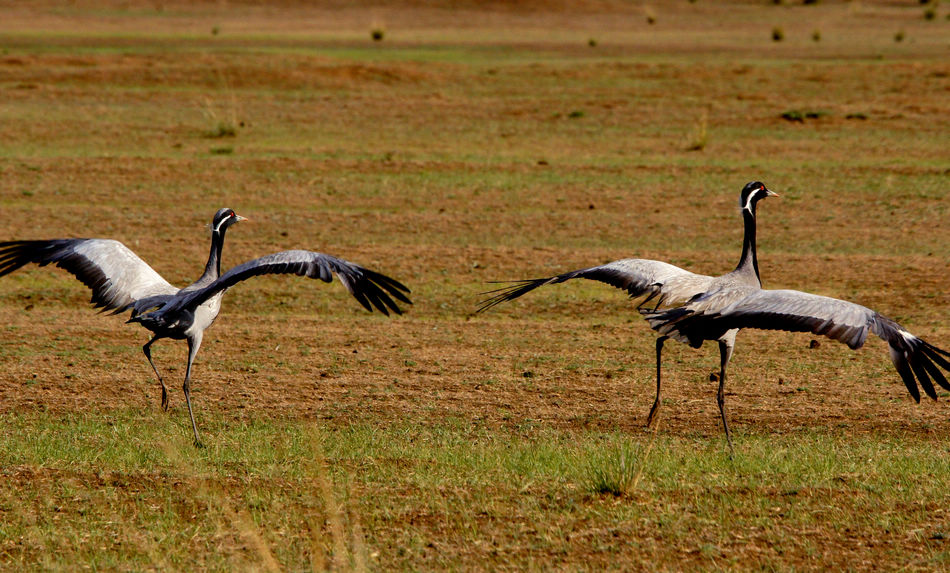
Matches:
[717,338,736,454]
[646,336,668,428]
[183,335,204,448]
[143,337,169,411]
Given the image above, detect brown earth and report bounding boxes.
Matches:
[0,0,948,469]
[0,0,949,570]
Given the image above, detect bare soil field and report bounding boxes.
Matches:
[0,0,949,570]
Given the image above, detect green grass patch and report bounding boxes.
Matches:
[1,4,948,570]
[2,410,950,570]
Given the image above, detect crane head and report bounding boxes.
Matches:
[210,208,248,234]
[740,181,778,214]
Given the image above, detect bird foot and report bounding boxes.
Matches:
[161,388,169,412]
[193,438,204,449]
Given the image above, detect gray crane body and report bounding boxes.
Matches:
[480,182,950,449]
[0,208,411,448]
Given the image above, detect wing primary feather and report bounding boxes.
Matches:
[159,251,410,316]
[349,287,375,314]
[367,281,405,315]
[922,343,950,371]
[924,341,950,358]
[0,239,175,313]
[357,278,394,315]
[477,279,547,313]
[368,274,407,315]
[909,356,938,401]
[918,352,950,393]
[893,351,921,403]
[361,268,411,302]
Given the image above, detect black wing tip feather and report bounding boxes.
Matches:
[359,279,396,316]
[908,357,938,401]
[0,240,40,277]
[922,340,950,361]
[349,288,377,315]
[891,336,950,403]
[360,267,412,300]
[476,278,550,313]
[0,239,131,313]
[349,266,411,316]
[894,354,922,403]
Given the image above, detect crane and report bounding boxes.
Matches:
[0,208,411,447]
[479,182,949,449]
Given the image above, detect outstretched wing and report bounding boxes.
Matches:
[165,250,411,316]
[0,239,177,313]
[478,258,713,313]
[645,288,950,403]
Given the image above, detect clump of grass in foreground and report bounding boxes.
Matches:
[584,438,640,496]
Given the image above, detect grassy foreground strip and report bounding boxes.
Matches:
[1,410,948,570]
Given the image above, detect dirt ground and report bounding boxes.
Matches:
[0,0,948,449]
[1,0,949,569]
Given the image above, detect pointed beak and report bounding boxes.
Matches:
[765,189,779,198]
[235,214,248,223]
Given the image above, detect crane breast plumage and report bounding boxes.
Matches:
[0,239,177,313]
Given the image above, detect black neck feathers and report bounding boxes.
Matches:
[735,204,760,282]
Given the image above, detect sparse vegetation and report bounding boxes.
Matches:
[781,109,829,122]
[206,122,237,138]
[3,416,950,569]
[584,439,641,496]
[686,109,709,151]
[199,85,240,142]
[1,1,948,570]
